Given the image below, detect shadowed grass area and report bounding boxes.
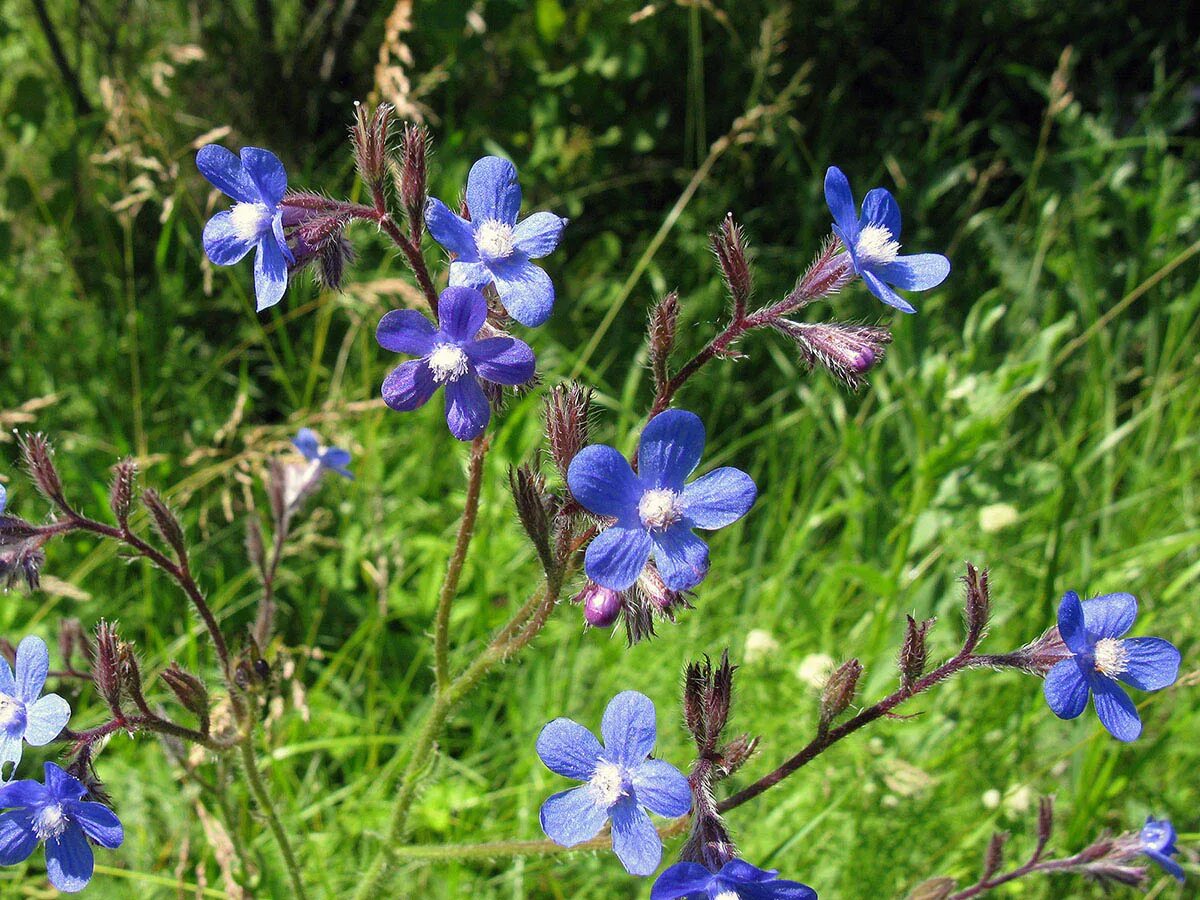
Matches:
[1,1,1198,897]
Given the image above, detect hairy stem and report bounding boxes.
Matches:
[238,738,309,900]
[434,437,488,691]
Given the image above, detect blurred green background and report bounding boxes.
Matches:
[1,0,1197,897]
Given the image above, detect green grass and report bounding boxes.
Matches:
[1,1,1198,897]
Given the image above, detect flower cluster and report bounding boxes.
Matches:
[0,637,123,893]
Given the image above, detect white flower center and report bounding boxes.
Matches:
[1092,637,1129,677]
[427,343,471,383]
[714,892,741,900]
[638,488,683,530]
[855,224,901,267]
[475,220,515,260]
[230,201,273,241]
[33,804,69,841]
[588,761,628,808]
[0,692,23,729]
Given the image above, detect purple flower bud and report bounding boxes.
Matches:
[772,320,892,390]
[576,581,622,628]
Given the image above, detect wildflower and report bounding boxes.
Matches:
[425,156,567,327]
[292,429,354,480]
[197,145,296,311]
[1139,816,1184,882]
[0,486,5,515]
[567,409,756,591]
[651,859,818,899]
[376,286,536,440]
[1042,591,1180,741]
[823,166,950,313]
[1,637,71,778]
[0,761,123,892]
[537,691,691,876]
[575,581,623,628]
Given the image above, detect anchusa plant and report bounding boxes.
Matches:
[2,97,1189,898]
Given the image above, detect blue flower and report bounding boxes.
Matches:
[425,156,567,328]
[292,429,354,480]
[197,145,296,312]
[823,166,950,314]
[537,691,691,876]
[1042,591,1180,742]
[652,859,818,900]
[377,286,536,441]
[0,485,5,515]
[0,761,123,893]
[1,637,71,780]
[567,409,756,592]
[1139,816,1185,882]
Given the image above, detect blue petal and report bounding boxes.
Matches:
[0,778,44,808]
[823,167,859,238]
[719,860,778,883]
[650,862,714,900]
[1056,591,1090,655]
[466,156,522,225]
[488,257,555,328]
[539,786,608,847]
[15,636,49,703]
[585,525,653,591]
[859,187,901,236]
[45,824,95,893]
[202,211,256,266]
[21,694,70,746]
[1043,659,1089,720]
[651,526,710,592]
[536,718,603,781]
[1081,592,1138,640]
[381,360,438,412]
[292,428,320,460]
[513,212,566,259]
[448,260,493,290]
[879,254,950,292]
[377,309,437,356]
[65,801,123,849]
[639,409,706,490]
[0,733,22,776]
[1146,849,1186,882]
[319,447,353,473]
[240,147,288,207]
[861,269,916,314]
[43,762,86,802]
[681,467,756,530]
[735,878,819,900]
[1118,637,1180,691]
[1092,675,1141,741]
[567,445,642,521]
[0,811,38,866]
[425,199,480,260]
[600,691,657,768]
[195,145,259,204]
[253,237,289,311]
[466,337,535,385]
[609,795,662,876]
[444,376,490,440]
[437,287,487,343]
[0,484,5,516]
[271,211,295,265]
[0,651,15,697]
[630,759,691,818]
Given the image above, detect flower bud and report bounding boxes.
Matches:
[715,732,758,779]
[899,615,935,690]
[545,383,592,482]
[712,214,753,318]
[510,464,553,571]
[819,658,862,730]
[774,320,892,391]
[19,432,68,511]
[109,458,138,525]
[161,662,211,724]
[94,621,124,716]
[142,489,187,559]
[648,291,680,390]
[576,581,621,628]
[400,122,429,235]
[982,831,1008,880]
[352,101,392,198]
[963,561,990,650]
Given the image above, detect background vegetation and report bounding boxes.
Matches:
[1,1,1197,896]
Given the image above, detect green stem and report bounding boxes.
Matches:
[238,738,308,900]
[434,436,488,691]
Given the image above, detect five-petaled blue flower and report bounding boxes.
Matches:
[1,637,71,780]
[567,409,756,592]
[1139,816,1185,882]
[197,145,296,312]
[537,691,691,876]
[425,156,567,328]
[0,761,123,893]
[293,429,354,480]
[376,286,536,441]
[823,166,950,314]
[652,859,819,900]
[1043,591,1180,742]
